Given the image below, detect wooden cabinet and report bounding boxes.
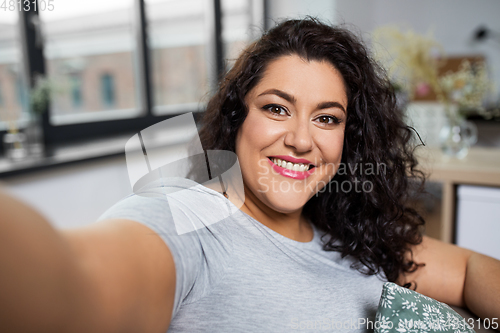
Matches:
[416,147,500,243]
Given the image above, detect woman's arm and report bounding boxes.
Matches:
[464,251,500,321]
[399,236,500,321]
[0,190,175,333]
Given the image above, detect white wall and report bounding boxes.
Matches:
[335,0,500,96]
[1,156,131,229]
[267,0,336,25]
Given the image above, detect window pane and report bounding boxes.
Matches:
[222,0,258,68]
[39,0,142,125]
[70,74,83,108]
[146,0,209,115]
[0,10,29,131]
[101,73,116,108]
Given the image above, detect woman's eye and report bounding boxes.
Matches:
[316,115,341,124]
[264,104,287,116]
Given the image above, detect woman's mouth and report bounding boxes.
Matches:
[267,156,315,180]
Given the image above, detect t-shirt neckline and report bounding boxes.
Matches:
[237,209,322,249]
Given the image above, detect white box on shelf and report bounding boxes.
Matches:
[456,185,500,260]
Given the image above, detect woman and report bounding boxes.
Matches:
[1,18,499,332]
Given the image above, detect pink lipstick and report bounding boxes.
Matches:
[267,156,315,180]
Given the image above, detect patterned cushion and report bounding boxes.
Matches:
[375,282,475,333]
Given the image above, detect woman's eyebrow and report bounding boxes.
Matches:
[317,101,346,114]
[258,89,296,104]
[258,88,346,114]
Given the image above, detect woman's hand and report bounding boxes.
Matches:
[399,236,500,323]
[0,190,176,333]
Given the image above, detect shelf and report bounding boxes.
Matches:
[0,134,131,178]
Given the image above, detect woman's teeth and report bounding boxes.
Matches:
[271,158,310,172]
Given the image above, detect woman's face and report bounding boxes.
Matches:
[235,54,348,214]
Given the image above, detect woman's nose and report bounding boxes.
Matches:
[283,120,314,152]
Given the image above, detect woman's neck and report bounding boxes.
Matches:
[239,188,314,243]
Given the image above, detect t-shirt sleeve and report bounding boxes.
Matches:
[97,192,206,318]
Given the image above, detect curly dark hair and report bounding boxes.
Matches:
[198,17,425,284]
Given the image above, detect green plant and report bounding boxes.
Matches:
[29,75,54,115]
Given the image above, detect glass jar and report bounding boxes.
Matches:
[439,104,477,159]
[3,131,28,161]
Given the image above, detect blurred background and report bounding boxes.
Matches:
[0,0,499,259]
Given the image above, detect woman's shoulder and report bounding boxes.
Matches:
[99,177,244,315]
[99,177,235,232]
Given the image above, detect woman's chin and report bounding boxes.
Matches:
[260,193,312,215]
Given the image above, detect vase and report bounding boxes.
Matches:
[2,131,28,161]
[439,104,477,159]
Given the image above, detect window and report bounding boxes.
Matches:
[0,9,29,131]
[145,0,210,115]
[222,0,264,69]
[100,73,115,108]
[70,74,83,108]
[0,0,265,146]
[15,76,26,106]
[39,0,141,125]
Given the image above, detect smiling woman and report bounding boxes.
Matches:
[235,55,347,240]
[199,18,426,279]
[1,17,500,333]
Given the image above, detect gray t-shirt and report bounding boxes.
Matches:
[99,178,386,332]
